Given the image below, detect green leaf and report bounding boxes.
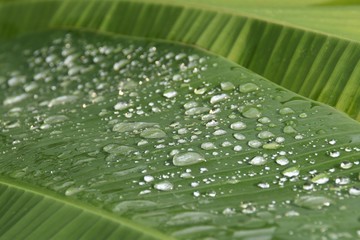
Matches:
[0,0,359,120]
[0,29,360,239]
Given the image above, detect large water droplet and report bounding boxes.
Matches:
[249,156,267,165]
[154,181,173,191]
[140,128,166,139]
[173,152,206,166]
[112,122,157,133]
[239,83,259,93]
[294,195,333,210]
[220,82,235,91]
[210,94,229,104]
[230,121,247,130]
[163,89,177,98]
[242,107,261,119]
[311,173,329,185]
[282,166,300,177]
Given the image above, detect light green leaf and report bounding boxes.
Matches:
[0,29,359,239]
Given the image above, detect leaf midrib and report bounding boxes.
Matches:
[0,176,175,240]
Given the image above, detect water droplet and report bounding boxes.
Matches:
[166,212,215,226]
[275,156,289,166]
[239,83,259,93]
[242,107,261,119]
[163,89,177,98]
[282,166,300,177]
[329,151,340,158]
[220,82,235,91]
[201,142,216,150]
[43,115,68,124]
[283,126,297,134]
[210,94,229,104]
[112,122,157,133]
[233,133,246,140]
[248,140,262,148]
[103,144,136,155]
[113,200,157,214]
[249,156,267,165]
[184,101,198,109]
[233,145,243,151]
[213,129,227,136]
[144,175,154,183]
[294,195,333,209]
[114,101,130,111]
[113,59,129,71]
[311,173,329,185]
[258,117,271,124]
[230,121,247,130]
[140,128,166,139]
[340,161,353,169]
[262,142,282,150]
[185,107,210,116]
[154,181,173,191]
[285,211,300,217]
[173,152,206,166]
[257,131,275,139]
[3,93,29,106]
[48,95,78,107]
[279,107,295,115]
[349,187,360,196]
[257,182,270,189]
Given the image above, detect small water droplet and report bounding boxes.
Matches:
[283,126,297,134]
[233,133,246,140]
[185,107,210,116]
[329,151,340,158]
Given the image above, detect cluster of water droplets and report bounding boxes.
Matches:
[0,30,360,239]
